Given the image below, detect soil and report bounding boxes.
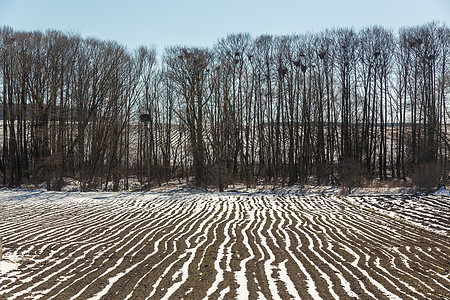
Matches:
[0,191,448,299]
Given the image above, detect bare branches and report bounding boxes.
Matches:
[1,23,449,190]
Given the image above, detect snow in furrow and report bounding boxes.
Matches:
[258,205,281,300]
[306,212,359,299]
[1,191,448,299]
[375,256,426,299]
[123,201,201,300]
[225,219,237,272]
[87,238,153,298]
[48,212,161,296]
[335,207,448,297]
[235,199,255,300]
[197,199,226,271]
[309,211,377,298]
[339,241,400,299]
[204,200,234,298]
[84,210,171,300]
[82,202,197,299]
[217,286,230,300]
[303,213,340,299]
[281,207,322,299]
[26,213,151,295]
[144,200,218,299]
[271,207,301,299]
[161,199,226,300]
[392,247,435,292]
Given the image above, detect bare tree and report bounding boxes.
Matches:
[165,47,212,186]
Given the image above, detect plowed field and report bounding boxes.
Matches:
[0,190,449,299]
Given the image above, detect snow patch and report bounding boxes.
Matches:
[0,254,21,274]
[0,260,19,274]
[433,186,450,196]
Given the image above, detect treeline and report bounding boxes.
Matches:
[1,23,449,191]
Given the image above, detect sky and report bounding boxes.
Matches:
[0,0,449,52]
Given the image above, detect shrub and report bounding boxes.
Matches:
[336,158,367,192]
[411,162,442,192]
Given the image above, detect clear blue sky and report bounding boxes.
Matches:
[1,0,449,52]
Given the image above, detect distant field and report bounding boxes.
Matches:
[0,190,449,299]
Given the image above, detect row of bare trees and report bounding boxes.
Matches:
[1,23,449,190]
[0,28,158,190]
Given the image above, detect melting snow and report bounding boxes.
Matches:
[433,186,450,196]
[0,253,21,274]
